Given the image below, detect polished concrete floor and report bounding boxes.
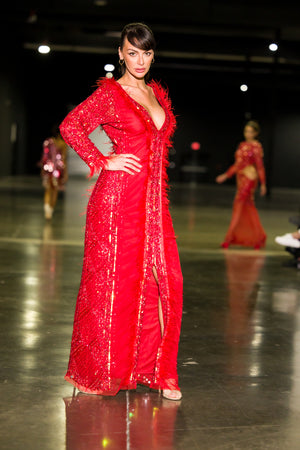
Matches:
[0,175,300,450]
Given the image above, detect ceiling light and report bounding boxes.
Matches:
[269,43,278,52]
[104,64,115,72]
[38,44,50,54]
[240,84,248,92]
[94,0,107,5]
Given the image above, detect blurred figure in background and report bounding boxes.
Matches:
[275,230,300,249]
[216,120,267,249]
[39,125,68,219]
[275,215,300,269]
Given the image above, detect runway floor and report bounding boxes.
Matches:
[0,175,299,450]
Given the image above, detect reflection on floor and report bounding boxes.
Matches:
[0,176,300,450]
[64,391,180,449]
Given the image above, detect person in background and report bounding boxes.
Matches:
[216,120,267,249]
[39,125,68,219]
[275,230,300,249]
[275,216,300,269]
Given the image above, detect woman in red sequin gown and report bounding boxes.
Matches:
[59,23,183,400]
[216,121,267,249]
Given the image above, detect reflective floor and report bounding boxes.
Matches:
[0,176,300,450]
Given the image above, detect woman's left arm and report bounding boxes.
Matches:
[254,142,267,196]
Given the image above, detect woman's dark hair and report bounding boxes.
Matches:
[119,22,156,77]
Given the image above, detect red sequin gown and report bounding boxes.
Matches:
[222,140,267,248]
[59,77,183,395]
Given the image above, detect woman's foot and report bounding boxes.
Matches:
[44,203,53,220]
[161,389,182,401]
[221,242,229,249]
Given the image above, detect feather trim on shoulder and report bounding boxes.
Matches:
[150,80,177,206]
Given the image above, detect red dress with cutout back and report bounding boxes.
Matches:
[222,140,267,248]
[60,77,183,395]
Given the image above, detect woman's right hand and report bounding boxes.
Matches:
[260,184,267,196]
[216,173,227,184]
[105,154,142,175]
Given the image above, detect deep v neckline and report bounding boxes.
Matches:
[115,80,167,132]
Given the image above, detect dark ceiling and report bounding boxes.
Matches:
[1,0,300,77]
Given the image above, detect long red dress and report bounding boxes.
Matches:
[222,140,267,248]
[59,77,183,395]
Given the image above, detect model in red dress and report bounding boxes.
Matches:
[59,23,183,400]
[216,121,267,249]
[39,128,68,219]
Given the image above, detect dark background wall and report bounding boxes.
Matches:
[1,1,300,189]
[0,48,27,177]
[8,49,299,189]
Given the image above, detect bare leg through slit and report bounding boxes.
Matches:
[152,266,182,401]
[152,265,164,337]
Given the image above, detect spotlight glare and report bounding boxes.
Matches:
[240,84,248,92]
[105,72,113,78]
[191,141,201,151]
[104,64,115,72]
[269,43,278,52]
[38,44,50,54]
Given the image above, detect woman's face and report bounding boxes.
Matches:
[118,38,154,79]
[244,125,258,141]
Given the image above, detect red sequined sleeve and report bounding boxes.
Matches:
[226,163,238,178]
[59,81,115,177]
[253,142,266,185]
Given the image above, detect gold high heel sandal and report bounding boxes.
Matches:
[159,389,182,401]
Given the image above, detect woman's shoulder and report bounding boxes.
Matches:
[90,77,123,107]
[252,139,262,146]
[237,140,246,149]
[239,140,262,148]
[251,140,263,152]
[96,76,118,92]
[94,77,131,100]
[149,79,169,95]
[149,79,173,108]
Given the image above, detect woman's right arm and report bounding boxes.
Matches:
[216,145,239,183]
[253,143,267,196]
[225,146,241,179]
[60,84,141,177]
[215,173,228,184]
[60,85,114,177]
[216,144,241,183]
[225,163,238,179]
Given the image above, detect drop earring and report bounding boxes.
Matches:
[119,59,124,65]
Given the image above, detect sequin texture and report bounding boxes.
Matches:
[60,77,183,395]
